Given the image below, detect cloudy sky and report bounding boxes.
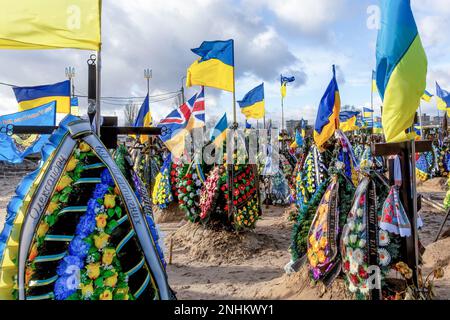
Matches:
[1,0,450,126]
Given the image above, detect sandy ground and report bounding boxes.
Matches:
[0,173,449,300]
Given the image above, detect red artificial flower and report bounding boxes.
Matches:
[350,274,360,285]
[187,180,192,186]
[385,214,392,223]
[344,261,350,271]
[233,200,237,205]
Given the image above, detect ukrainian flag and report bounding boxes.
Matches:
[373,121,384,134]
[300,118,307,137]
[210,113,228,147]
[436,82,450,111]
[339,111,360,132]
[376,0,427,143]
[13,80,71,113]
[186,40,234,92]
[0,0,101,51]
[372,70,378,93]
[134,94,152,144]
[290,129,303,149]
[281,75,295,98]
[422,90,433,102]
[238,83,265,120]
[314,65,341,150]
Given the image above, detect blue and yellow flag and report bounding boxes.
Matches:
[436,82,450,111]
[314,65,341,150]
[134,95,152,144]
[186,40,234,92]
[0,0,101,50]
[373,120,384,134]
[238,83,265,120]
[422,90,433,102]
[376,0,427,143]
[372,70,378,93]
[290,129,304,149]
[281,75,295,98]
[210,113,228,147]
[339,111,360,132]
[13,80,71,113]
[300,118,306,137]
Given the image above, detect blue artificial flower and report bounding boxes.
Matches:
[75,213,96,237]
[56,255,84,276]
[101,169,115,187]
[93,183,109,200]
[68,236,90,259]
[54,276,77,300]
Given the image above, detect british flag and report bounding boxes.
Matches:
[191,87,205,124]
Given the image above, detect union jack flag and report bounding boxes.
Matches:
[191,86,205,124]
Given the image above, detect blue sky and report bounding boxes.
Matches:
[0,0,449,127]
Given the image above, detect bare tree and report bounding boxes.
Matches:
[124,100,138,126]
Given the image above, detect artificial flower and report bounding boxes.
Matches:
[99,289,113,300]
[104,272,118,288]
[47,201,59,215]
[104,194,116,209]
[28,243,38,261]
[37,222,49,237]
[25,267,34,284]
[86,263,101,280]
[96,213,108,229]
[94,232,110,249]
[102,248,116,265]
[353,248,364,264]
[378,248,391,267]
[66,157,79,172]
[56,175,73,192]
[80,282,94,298]
[79,142,91,152]
[378,230,390,247]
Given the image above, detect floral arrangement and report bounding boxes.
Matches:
[290,180,329,261]
[24,141,92,297]
[176,164,204,222]
[341,176,400,300]
[416,153,430,182]
[152,156,173,209]
[434,144,450,177]
[200,166,222,220]
[52,168,135,300]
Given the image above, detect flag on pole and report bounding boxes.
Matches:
[0,0,101,50]
[421,90,433,102]
[186,87,206,130]
[238,83,265,120]
[372,70,378,93]
[186,40,234,92]
[280,75,295,98]
[134,95,152,144]
[314,65,341,150]
[210,113,228,147]
[436,82,450,111]
[13,80,71,113]
[376,0,427,143]
[339,111,361,132]
[157,93,197,158]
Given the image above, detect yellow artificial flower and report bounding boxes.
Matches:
[86,263,101,280]
[319,237,327,249]
[317,250,326,263]
[96,213,108,229]
[309,234,316,245]
[56,175,73,192]
[47,201,59,215]
[28,243,38,261]
[310,253,319,268]
[104,194,116,209]
[99,289,113,300]
[80,282,94,297]
[104,273,118,288]
[66,157,79,172]
[94,232,110,249]
[115,288,129,300]
[102,248,116,266]
[79,142,91,153]
[37,222,49,237]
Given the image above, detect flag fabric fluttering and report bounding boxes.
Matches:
[13,80,71,113]
[339,111,361,132]
[436,82,450,111]
[0,0,101,51]
[300,118,307,137]
[422,90,433,102]
[245,120,252,129]
[186,40,234,92]
[372,70,378,93]
[134,94,152,144]
[186,87,206,130]
[362,107,374,128]
[376,0,427,143]
[238,83,265,120]
[290,129,304,149]
[314,65,341,150]
[157,93,198,158]
[280,75,295,98]
[70,97,79,116]
[210,113,228,147]
[0,102,56,164]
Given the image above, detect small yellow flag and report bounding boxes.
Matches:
[0,0,101,51]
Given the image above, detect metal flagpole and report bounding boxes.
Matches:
[95,48,102,136]
[232,40,237,125]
